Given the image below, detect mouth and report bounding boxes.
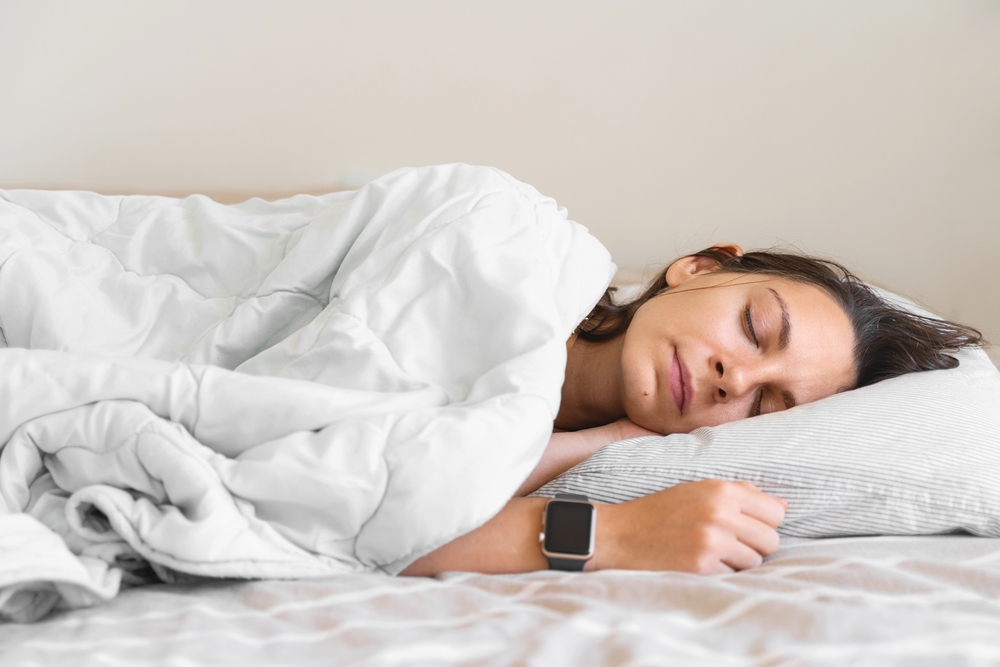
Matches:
[669,349,690,414]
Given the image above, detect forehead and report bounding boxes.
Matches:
[745,275,843,321]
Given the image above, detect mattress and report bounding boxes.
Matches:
[4,534,999,666]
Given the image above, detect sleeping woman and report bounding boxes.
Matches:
[0,171,986,593]
[404,243,983,577]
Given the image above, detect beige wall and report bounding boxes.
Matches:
[2,0,998,361]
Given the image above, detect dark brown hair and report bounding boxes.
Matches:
[578,247,986,388]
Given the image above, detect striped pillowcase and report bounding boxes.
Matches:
[536,322,1000,538]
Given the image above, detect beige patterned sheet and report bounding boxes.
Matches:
[3,535,1000,666]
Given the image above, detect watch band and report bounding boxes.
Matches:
[544,493,592,571]
[546,555,587,571]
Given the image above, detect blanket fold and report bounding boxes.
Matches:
[0,164,613,621]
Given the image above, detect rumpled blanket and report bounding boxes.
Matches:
[0,164,613,622]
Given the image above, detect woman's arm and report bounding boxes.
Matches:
[402,479,787,576]
[514,419,660,497]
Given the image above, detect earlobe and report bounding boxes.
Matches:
[664,243,744,288]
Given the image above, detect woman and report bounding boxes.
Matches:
[404,243,984,577]
[5,170,988,625]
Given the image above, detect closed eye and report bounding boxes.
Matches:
[743,305,759,348]
[745,303,762,417]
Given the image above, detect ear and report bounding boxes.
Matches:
[664,243,744,288]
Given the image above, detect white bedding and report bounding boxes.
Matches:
[0,165,613,621]
[3,535,999,666]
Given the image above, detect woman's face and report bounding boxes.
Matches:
[620,269,856,435]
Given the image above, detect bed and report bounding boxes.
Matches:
[4,535,1000,665]
[2,166,999,665]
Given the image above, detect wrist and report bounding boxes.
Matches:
[604,420,627,444]
[583,502,622,572]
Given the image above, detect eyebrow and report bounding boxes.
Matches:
[768,287,792,351]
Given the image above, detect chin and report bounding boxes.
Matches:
[625,393,673,431]
[626,407,672,435]
[652,421,679,435]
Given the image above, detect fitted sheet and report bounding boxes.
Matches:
[4,535,999,666]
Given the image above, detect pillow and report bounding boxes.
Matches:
[535,294,1000,538]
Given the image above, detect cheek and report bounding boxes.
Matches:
[619,331,655,396]
[620,367,656,420]
[619,359,671,430]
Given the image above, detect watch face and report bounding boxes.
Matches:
[543,500,595,556]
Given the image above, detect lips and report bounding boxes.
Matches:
[669,349,689,414]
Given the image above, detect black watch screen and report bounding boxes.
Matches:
[543,500,595,555]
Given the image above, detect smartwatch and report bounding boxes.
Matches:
[540,493,596,571]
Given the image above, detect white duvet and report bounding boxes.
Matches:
[0,164,613,622]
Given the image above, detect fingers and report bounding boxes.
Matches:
[733,512,782,558]
[694,521,768,573]
[720,539,765,572]
[718,481,785,563]
[728,482,786,560]
[733,481,787,529]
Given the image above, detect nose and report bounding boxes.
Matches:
[712,359,756,402]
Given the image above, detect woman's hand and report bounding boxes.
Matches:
[588,479,787,574]
[402,479,786,577]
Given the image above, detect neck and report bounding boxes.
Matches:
[556,334,627,430]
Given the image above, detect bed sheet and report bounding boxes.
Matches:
[3,535,1000,666]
